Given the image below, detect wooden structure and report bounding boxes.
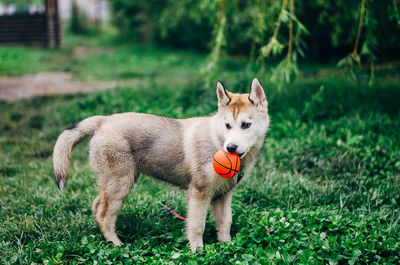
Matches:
[0,0,62,47]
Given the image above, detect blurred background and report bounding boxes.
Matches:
[1,0,400,264]
[0,0,399,94]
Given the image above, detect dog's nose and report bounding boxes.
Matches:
[227,143,238,154]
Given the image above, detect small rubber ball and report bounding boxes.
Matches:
[212,149,241,178]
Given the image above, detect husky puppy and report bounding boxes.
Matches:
[53,78,269,251]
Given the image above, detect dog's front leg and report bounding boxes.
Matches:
[186,185,210,252]
[211,190,232,242]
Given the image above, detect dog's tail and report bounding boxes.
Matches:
[53,115,104,191]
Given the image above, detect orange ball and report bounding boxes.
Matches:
[213,149,241,178]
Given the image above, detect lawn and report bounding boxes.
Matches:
[0,34,399,264]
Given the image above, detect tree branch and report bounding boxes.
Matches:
[353,0,367,56]
[287,0,294,64]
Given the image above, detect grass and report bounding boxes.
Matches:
[0,33,400,264]
[0,32,209,84]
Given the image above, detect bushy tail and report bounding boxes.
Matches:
[53,115,104,190]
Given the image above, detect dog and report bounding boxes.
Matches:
[53,78,269,252]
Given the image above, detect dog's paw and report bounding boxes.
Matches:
[110,238,123,246]
[189,238,204,253]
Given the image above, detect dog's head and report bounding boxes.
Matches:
[216,78,269,158]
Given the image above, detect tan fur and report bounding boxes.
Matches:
[227,92,252,119]
[52,78,269,252]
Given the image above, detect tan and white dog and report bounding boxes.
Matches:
[53,78,269,251]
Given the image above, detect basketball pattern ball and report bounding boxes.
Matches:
[212,149,241,178]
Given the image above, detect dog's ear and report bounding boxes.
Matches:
[249,78,268,108]
[217,81,231,108]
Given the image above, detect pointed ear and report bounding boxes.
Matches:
[249,78,268,108]
[216,81,231,108]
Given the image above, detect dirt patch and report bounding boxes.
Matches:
[73,46,117,58]
[0,72,118,101]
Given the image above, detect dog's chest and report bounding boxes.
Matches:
[210,170,244,199]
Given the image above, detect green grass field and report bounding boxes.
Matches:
[1,34,400,264]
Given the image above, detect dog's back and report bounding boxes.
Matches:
[90,113,196,188]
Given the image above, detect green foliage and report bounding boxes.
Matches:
[259,0,308,84]
[0,34,208,82]
[337,53,362,80]
[200,0,226,81]
[0,46,71,76]
[1,64,400,264]
[270,58,299,85]
[0,47,44,76]
[108,0,400,84]
[1,36,400,264]
[69,1,100,35]
[70,45,205,82]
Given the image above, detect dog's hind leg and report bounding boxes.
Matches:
[91,148,137,246]
[211,191,233,242]
[94,170,137,245]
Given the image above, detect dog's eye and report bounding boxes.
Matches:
[241,122,251,129]
[225,123,232,129]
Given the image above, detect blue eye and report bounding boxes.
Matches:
[241,122,251,129]
[226,123,232,129]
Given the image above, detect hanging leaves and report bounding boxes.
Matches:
[260,0,289,59]
[200,0,226,81]
[337,0,378,83]
[261,0,308,85]
[200,0,309,84]
[125,0,395,86]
